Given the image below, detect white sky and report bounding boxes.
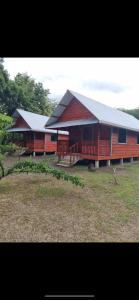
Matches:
[4,57,139,109]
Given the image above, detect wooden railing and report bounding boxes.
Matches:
[57,140,97,163]
[57,140,69,154]
[81,143,96,155]
[57,139,111,161]
[57,140,69,161]
[69,141,80,153]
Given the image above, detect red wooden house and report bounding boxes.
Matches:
[45,90,139,167]
[8,109,69,156]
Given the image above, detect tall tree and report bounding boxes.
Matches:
[14,73,56,115]
[0,62,57,116]
[0,113,13,144]
[0,58,10,113]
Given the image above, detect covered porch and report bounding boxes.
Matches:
[56,123,112,166]
[8,129,46,154]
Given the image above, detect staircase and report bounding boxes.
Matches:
[57,154,81,167]
[57,141,82,167]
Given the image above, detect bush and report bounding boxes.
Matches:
[6,160,85,188]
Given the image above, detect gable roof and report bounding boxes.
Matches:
[13,109,49,130]
[46,89,139,132]
[8,109,68,135]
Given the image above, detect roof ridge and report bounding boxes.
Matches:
[17,108,49,118]
[46,89,139,131]
[68,89,138,121]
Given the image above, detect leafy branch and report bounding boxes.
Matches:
[1,160,85,188]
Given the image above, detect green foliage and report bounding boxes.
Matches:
[0,113,12,128]
[0,154,4,178]
[0,62,57,116]
[6,160,85,187]
[0,113,13,133]
[0,59,9,113]
[0,112,13,146]
[0,143,21,155]
[0,111,25,177]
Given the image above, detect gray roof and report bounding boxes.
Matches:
[10,109,68,135]
[46,89,139,132]
[7,127,69,134]
[47,119,98,129]
[13,109,49,130]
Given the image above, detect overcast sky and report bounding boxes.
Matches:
[4,58,139,109]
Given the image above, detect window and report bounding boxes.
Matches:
[118,128,126,143]
[83,127,93,141]
[137,133,139,144]
[51,134,57,142]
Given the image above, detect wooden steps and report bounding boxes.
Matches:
[57,153,81,167]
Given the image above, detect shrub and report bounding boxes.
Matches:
[6,160,85,188]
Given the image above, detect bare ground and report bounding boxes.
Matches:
[0,155,139,242]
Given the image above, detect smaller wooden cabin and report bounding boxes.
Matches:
[45,89,139,167]
[8,109,69,155]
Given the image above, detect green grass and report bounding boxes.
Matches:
[72,162,139,224]
[37,186,65,198]
[1,157,139,241]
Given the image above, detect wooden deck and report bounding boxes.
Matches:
[57,137,139,164]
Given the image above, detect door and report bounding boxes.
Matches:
[69,127,81,152]
[82,126,95,154]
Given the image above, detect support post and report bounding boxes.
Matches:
[97,124,100,157]
[120,158,123,165]
[110,127,113,156]
[95,160,99,168]
[57,130,58,153]
[43,152,46,156]
[106,160,111,167]
[33,151,36,157]
[130,157,133,163]
[44,133,46,152]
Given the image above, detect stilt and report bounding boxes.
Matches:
[106,160,111,167]
[120,158,123,165]
[43,152,46,156]
[95,160,99,168]
[33,151,36,157]
[130,157,133,163]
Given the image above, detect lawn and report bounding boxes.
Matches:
[0,155,139,241]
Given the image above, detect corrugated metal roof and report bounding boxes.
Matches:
[47,119,98,129]
[11,109,68,135]
[46,89,139,132]
[13,109,49,130]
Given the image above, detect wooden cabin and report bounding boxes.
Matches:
[8,109,69,156]
[45,89,139,167]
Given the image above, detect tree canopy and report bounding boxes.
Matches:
[0,113,13,142]
[0,59,57,116]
